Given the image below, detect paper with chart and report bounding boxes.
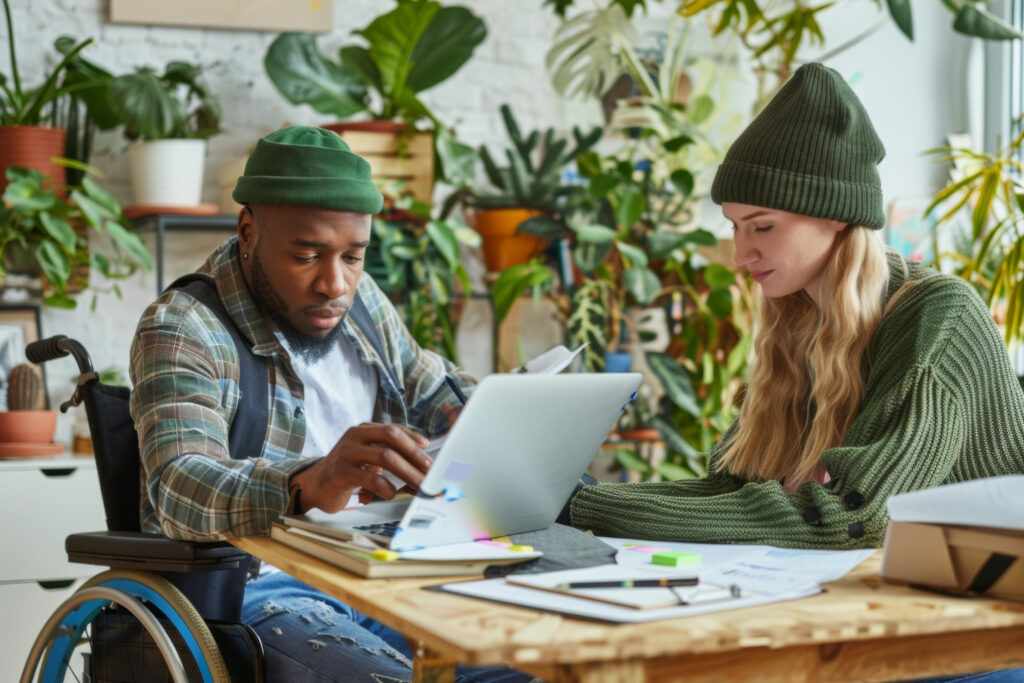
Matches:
[608,537,875,597]
[436,537,874,623]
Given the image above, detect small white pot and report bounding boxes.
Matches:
[128,138,207,206]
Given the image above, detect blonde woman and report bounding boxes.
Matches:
[566,62,1024,556]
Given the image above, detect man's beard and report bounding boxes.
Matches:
[249,246,347,365]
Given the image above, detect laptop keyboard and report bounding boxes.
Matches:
[353,520,400,537]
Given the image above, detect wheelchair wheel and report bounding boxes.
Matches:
[21,569,230,683]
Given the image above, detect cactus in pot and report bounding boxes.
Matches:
[0,362,56,446]
[7,363,45,410]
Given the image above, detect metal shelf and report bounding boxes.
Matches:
[132,214,238,295]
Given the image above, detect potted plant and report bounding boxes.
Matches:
[0,163,153,308]
[372,187,480,363]
[924,121,1024,349]
[52,36,121,187]
[109,61,221,207]
[0,1,98,193]
[263,0,487,204]
[470,104,601,272]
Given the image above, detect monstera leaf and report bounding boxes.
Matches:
[546,4,635,99]
[266,2,485,124]
[264,33,369,120]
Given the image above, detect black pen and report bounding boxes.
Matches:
[671,583,744,605]
[555,577,699,590]
[444,375,468,405]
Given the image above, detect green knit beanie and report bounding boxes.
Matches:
[711,62,886,229]
[232,126,383,214]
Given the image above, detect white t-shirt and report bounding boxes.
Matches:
[262,330,377,578]
[276,330,379,458]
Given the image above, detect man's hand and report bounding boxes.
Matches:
[289,423,432,513]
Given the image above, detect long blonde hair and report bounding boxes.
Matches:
[716,226,889,485]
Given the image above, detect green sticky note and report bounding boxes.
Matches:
[651,551,701,567]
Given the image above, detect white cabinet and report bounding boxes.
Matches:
[0,456,106,682]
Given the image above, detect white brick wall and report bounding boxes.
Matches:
[0,0,976,439]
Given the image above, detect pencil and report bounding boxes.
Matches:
[556,577,699,589]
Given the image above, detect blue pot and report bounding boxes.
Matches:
[604,351,632,373]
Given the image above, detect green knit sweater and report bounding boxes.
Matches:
[571,252,1024,548]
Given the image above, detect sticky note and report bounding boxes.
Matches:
[372,549,399,562]
[624,545,666,553]
[507,545,533,552]
[652,551,701,567]
[442,485,466,502]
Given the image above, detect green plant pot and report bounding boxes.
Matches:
[1,240,39,276]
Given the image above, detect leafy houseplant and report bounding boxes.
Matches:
[470,104,601,273]
[924,120,1024,349]
[491,138,706,370]
[0,0,99,192]
[491,133,753,481]
[52,37,121,187]
[264,1,486,129]
[109,61,221,206]
[264,0,486,201]
[0,164,153,308]
[545,0,1021,109]
[373,194,480,363]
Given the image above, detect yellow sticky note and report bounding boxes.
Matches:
[507,545,533,552]
[372,549,399,562]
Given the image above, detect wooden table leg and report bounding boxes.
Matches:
[411,640,457,683]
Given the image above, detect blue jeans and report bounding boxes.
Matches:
[242,571,533,682]
[908,672,1024,682]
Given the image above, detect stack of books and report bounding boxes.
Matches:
[270,518,542,579]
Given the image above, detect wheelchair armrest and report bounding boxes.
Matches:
[67,531,250,573]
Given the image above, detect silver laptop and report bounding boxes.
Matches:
[297,372,642,551]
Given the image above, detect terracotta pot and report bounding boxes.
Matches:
[616,428,662,442]
[0,410,58,443]
[0,125,67,195]
[473,208,547,272]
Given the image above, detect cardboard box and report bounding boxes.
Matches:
[881,521,1024,601]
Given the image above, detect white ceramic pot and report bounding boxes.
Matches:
[128,139,207,206]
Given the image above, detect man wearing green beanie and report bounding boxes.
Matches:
[130,126,529,681]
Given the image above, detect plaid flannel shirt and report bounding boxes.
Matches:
[130,237,475,542]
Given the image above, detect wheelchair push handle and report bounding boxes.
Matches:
[26,335,95,375]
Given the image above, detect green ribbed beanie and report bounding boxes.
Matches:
[711,63,886,229]
[232,126,383,214]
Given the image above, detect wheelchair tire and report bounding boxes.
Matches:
[22,569,230,683]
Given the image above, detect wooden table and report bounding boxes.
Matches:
[229,536,1024,682]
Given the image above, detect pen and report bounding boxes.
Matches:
[556,577,699,589]
[671,583,744,605]
[444,375,468,405]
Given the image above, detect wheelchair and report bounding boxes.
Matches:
[20,335,264,683]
